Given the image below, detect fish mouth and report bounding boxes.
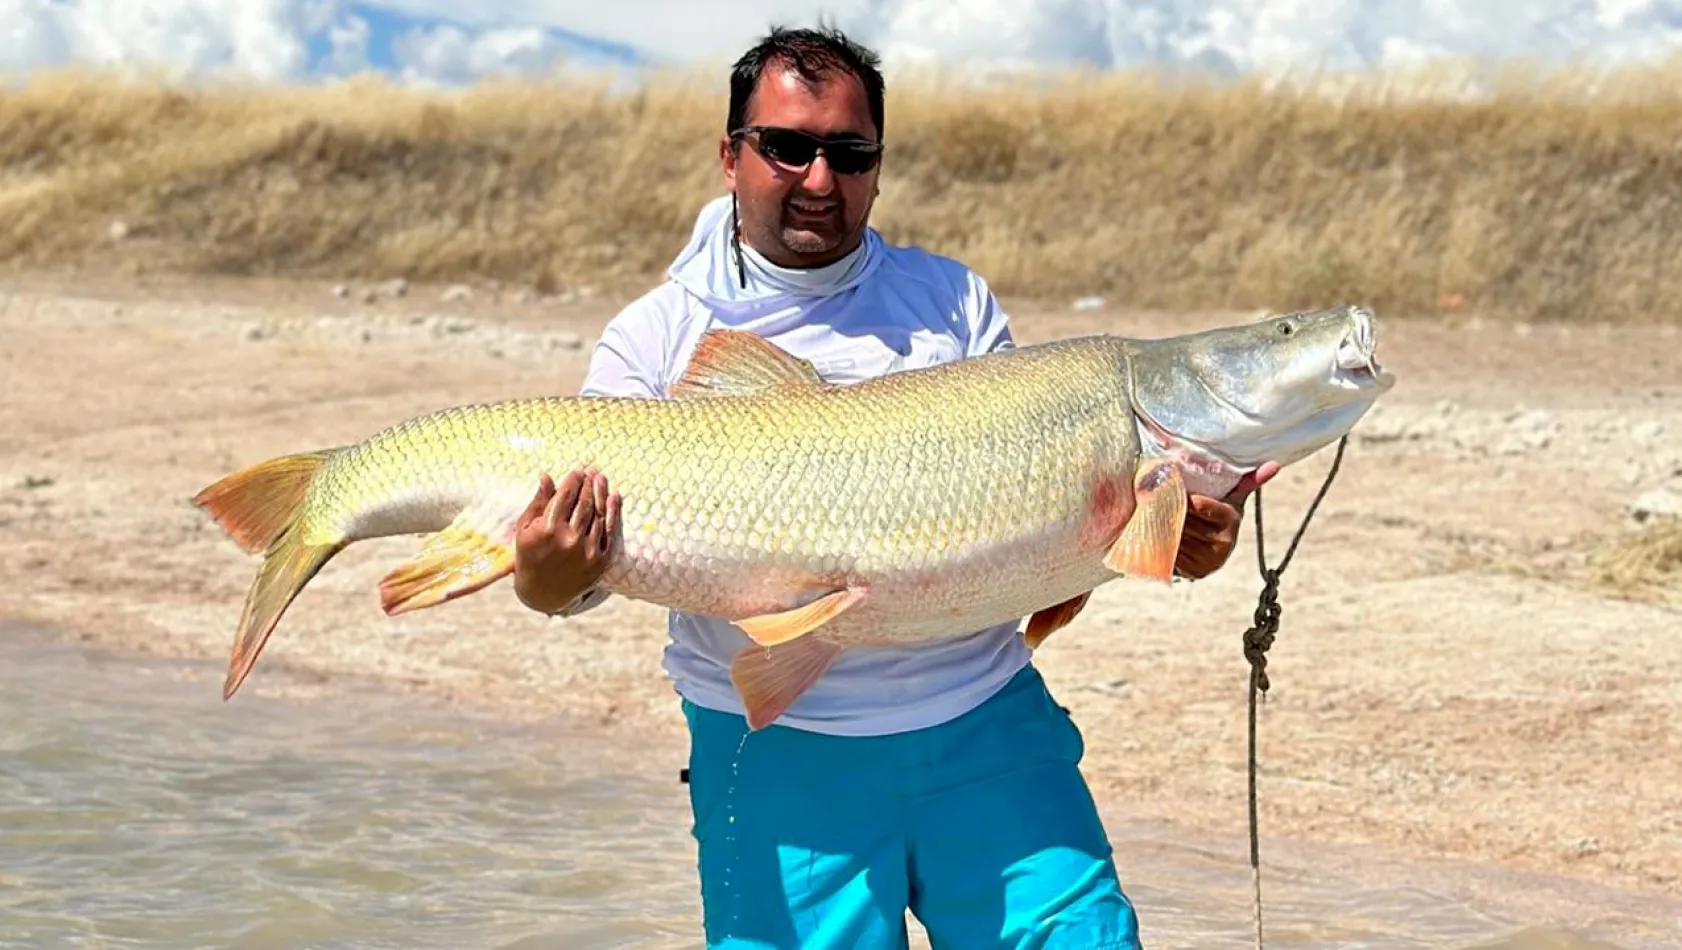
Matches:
[1334,305,1395,389]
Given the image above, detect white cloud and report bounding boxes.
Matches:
[364,0,875,64]
[2,0,316,80]
[361,0,1682,75]
[389,24,572,86]
[853,0,1682,75]
[4,0,1682,88]
[0,0,649,86]
[325,12,371,73]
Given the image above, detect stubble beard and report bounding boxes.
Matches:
[778,204,846,255]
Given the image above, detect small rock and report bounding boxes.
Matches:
[440,284,473,303]
[1630,421,1665,447]
[553,331,584,351]
[360,287,379,304]
[1630,490,1682,523]
[1410,412,1452,440]
[1571,836,1601,858]
[1071,295,1104,311]
[426,314,475,336]
[108,220,129,241]
[1508,408,1556,436]
[243,323,273,341]
[378,278,409,299]
[330,284,350,299]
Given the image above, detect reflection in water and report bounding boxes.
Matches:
[1,625,1676,950]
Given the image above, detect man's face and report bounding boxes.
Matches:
[721,63,881,268]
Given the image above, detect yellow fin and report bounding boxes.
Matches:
[194,447,345,700]
[222,531,343,699]
[666,328,826,398]
[730,637,846,731]
[733,586,868,647]
[1103,460,1186,582]
[193,448,338,554]
[1024,591,1092,650]
[379,507,518,615]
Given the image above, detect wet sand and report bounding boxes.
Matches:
[1,273,1678,931]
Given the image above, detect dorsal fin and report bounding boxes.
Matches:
[666,329,827,398]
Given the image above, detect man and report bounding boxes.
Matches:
[511,25,1275,950]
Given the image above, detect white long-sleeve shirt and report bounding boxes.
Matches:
[567,195,1031,736]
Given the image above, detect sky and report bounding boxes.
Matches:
[4,0,1682,85]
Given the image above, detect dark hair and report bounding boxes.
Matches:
[726,25,885,141]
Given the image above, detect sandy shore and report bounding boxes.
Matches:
[2,272,1678,911]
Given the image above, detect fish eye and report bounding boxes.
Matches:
[1277,321,1295,336]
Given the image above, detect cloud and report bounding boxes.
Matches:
[364,0,874,64]
[849,0,1682,75]
[2,0,319,80]
[4,0,1682,89]
[0,0,646,85]
[389,23,572,86]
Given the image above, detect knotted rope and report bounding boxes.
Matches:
[1242,433,1348,949]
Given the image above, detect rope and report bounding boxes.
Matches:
[1241,433,1348,950]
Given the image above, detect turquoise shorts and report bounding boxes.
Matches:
[680,664,1142,950]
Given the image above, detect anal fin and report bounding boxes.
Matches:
[733,586,868,647]
[379,504,519,615]
[1024,591,1092,650]
[1103,460,1187,582]
[730,637,846,731]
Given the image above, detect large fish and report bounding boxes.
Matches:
[194,304,1395,729]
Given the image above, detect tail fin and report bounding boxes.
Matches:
[192,449,343,699]
[221,532,342,699]
[192,450,337,554]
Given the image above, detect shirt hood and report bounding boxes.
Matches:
[665,194,884,321]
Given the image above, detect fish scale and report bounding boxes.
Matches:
[194,306,1394,729]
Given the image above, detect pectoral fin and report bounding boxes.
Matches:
[379,504,519,615]
[733,586,868,647]
[730,637,846,730]
[1103,460,1186,582]
[1024,591,1092,650]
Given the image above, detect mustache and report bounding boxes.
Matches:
[783,195,843,214]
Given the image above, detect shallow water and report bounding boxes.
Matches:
[2,623,1678,950]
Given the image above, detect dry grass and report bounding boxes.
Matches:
[1590,521,1682,606]
[4,60,1682,319]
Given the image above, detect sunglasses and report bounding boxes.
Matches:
[730,125,883,175]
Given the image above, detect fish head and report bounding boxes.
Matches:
[1128,304,1396,471]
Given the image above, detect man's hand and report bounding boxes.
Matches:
[1175,462,1280,580]
[512,469,621,615]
